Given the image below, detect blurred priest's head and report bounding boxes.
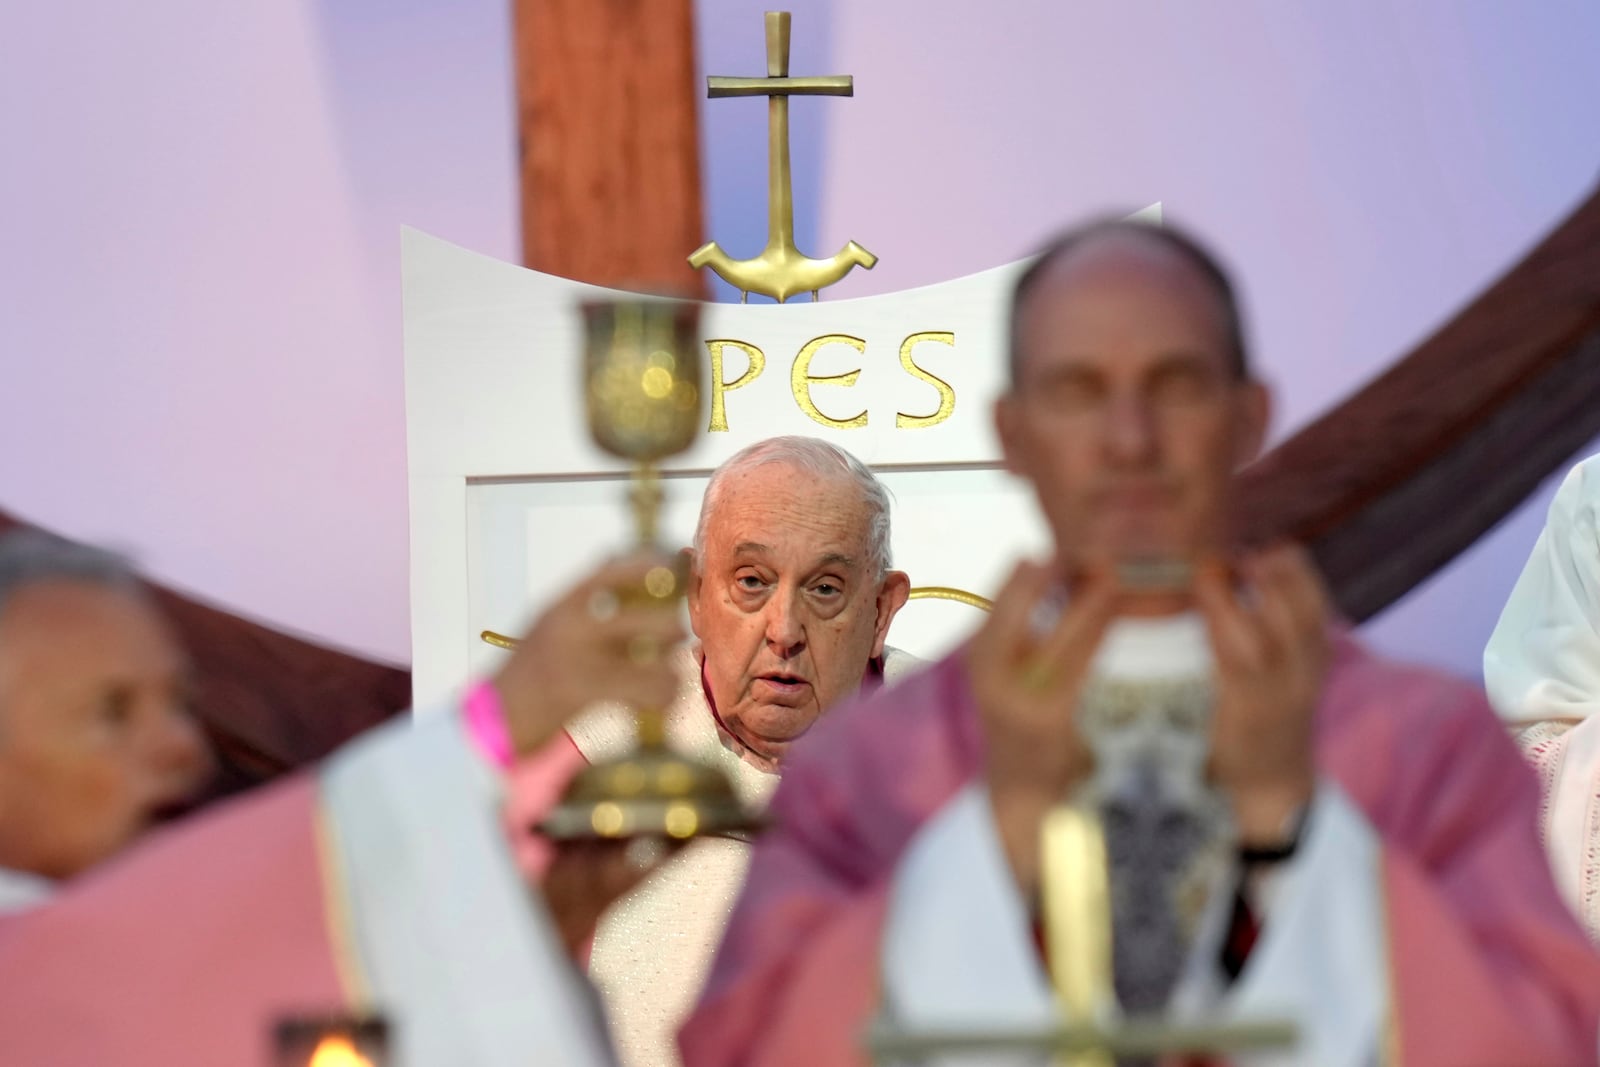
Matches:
[0,531,211,880]
[688,437,910,771]
[996,218,1271,593]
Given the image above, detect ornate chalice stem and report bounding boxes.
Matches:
[538,295,755,841]
[629,462,664,548]
[628,459,669,751]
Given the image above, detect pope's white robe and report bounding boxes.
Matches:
[564,644,917,1067]
[1485,452,1600,937]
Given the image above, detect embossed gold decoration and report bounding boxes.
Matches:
[700,330,959,433]
[705,339,766,432]
[895,331,958,429]
[689,11,876,303]
[791,333,869,429]
[539,298,758,842]
[906,585,994,612]
[485,583,994,651]
[480,629,518,651]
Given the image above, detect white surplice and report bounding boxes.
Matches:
[1484,453,1600,937]
[878,615,1391,1067]
[880,781,1388,1067]
[322,709,619,1067]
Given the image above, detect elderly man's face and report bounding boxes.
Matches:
[997,235,1269,577]
[688,464,909,771]
[0,580,211,880]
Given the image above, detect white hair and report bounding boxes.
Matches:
[692,436,894,579]
[0,529,143,621]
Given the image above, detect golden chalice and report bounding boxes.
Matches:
[537,297,758,842]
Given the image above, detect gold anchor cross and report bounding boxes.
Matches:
[689,10,877,303]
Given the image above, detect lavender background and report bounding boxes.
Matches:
[2,0,1596,675]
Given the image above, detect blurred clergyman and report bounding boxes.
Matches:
[682,220,1600,1067]
[0,536,691,1067]
[0,531,211,909]
[550,436,914,1067]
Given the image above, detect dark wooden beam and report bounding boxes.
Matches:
[514,0,707,294]
[1238,181,1600,621]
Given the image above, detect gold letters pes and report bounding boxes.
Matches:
[702,331,957,433]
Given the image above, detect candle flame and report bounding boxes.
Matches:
[307,1034,373,1067]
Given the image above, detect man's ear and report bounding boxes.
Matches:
[994,393,1027,477]
[871,571,912,658]
[682,547,704,637]
[1232,379,1271,468]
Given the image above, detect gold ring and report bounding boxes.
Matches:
[1018,661,1055,693]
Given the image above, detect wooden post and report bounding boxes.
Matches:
[513,0,707,295]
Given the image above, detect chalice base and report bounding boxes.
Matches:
[539,742,764,841]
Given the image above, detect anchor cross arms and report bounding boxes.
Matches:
[707,75,852,98]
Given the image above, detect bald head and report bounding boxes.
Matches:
[994,217,1271,576]
[1009,220,1250,386]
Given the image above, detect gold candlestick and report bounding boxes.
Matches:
[1040,805,1115,1067]
[539,298,757,842]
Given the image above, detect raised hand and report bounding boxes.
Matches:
[1194,545,1329,846]
[492,552,687,758]
[967,560,1118,895]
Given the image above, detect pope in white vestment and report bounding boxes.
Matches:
[567,643,915,1067]
[516,435,915,1067]
[1486,451,1600,938]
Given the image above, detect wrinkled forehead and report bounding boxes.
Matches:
[701,464,875,566]
[0,579,187,685]
[1014,234,1234,378]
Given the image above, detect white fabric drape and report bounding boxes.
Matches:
[321,712,618,1067]
[1484,454,1600,937]
[879,782,1388,1067]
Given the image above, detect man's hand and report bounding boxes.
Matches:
[1194,545,1328,846]
[968,561,1117,896]
[493,552,686,757]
